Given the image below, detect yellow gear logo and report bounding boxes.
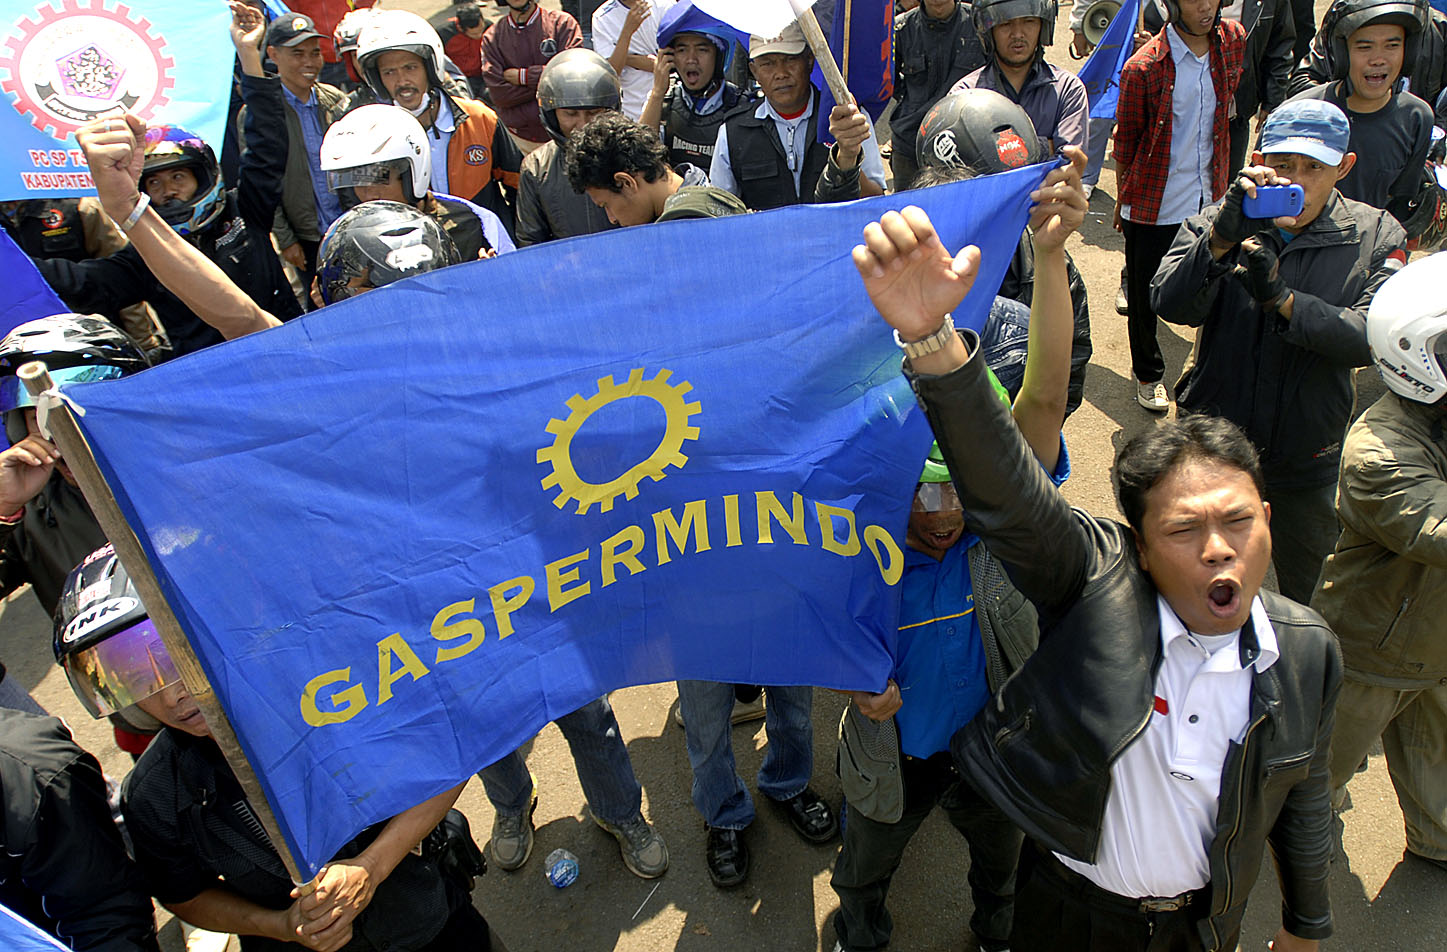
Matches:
[537,367,701,515]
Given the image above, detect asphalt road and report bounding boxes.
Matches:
[4,0,1443,949]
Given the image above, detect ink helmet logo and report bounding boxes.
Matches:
[995,130,1030,168]
[464,143,488,165]
[0,0,175,139]
[537,368,701,515]
[930,128,959,167]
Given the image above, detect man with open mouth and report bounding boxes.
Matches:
[639,8,756,173]
[852,196,1342,950]
[1283,0,1436,238]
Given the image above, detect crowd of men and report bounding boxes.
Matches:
[2,0,1446,950]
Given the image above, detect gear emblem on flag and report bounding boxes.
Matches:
[537,367,701,515]
[1,0,175,138]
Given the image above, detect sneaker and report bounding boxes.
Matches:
[1136,380,1170,412]
[594,812,669,878]
[1116,267,1129,315]
[672,694,767,728]
[1082,183,1095,200]
[488,789,537,871]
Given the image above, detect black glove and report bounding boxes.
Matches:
[1212,176,1273,248]
[1233,240,1288,309]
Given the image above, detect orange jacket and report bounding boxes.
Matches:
[445,96,521,205]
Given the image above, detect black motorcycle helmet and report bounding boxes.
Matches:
[972,0,1057,57]
[0,314,149,444]
[916,88,1046,177]
[537,48,623,143]
[54,544,181,720]
[316,200,461,305]
[1319,0,1428,84]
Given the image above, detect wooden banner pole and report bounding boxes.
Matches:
[19,361,313,888]
[788,0,853,109]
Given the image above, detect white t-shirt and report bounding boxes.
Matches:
[592,0,676,119]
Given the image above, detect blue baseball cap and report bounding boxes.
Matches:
[1259,100,1351,165]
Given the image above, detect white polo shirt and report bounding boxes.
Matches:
[592,0,675,119]
[1056,594,1279,899]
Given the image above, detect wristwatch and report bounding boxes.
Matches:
[893,314,956,360]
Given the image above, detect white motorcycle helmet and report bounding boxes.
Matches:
[356,9,447,102]
[320,104,432,205]
[1367,252,1447,404]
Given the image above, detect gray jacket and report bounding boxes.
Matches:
[838,542,1038,824]
[1314,391,1447,687]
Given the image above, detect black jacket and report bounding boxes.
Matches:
[0,473,105,616]
[1287,8,1447,110]
[0,710,160,952]
[915,346,1340,950]
[889,2,986,162]
[660,80,752,170]
[36,72,301,357]
[1235,0,1296,116]
[123,729,464,952]
[722,96,831,211]
[1152,191,1406,489]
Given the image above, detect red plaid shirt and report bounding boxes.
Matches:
[1113,21,1246,225]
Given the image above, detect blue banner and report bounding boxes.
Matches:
[64,163,1051,874]
[0,0,235,199]
[1077,0,1139,120]
[815,0,894,142]
[0,903,68,952]
[0,227,67,335]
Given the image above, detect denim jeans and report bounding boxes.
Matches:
[676,681,813,829]
[476,696,643,826]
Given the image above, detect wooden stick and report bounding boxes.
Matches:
[843,0,853,83]
[788,0,852,109]
[19,361,314,889]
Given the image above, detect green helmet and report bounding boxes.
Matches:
[920,442,952,484]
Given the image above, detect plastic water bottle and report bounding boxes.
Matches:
[545,848,579,888]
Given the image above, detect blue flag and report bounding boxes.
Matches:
[1076,0,1140,120]
[658,1,751,70]
[0,903,68,952]
[814,0,895,142]
[64,163,1051,874]
[0,228,67,336]
[0,0,236,199]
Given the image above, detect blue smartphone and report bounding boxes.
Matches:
[1243,184,1305,219]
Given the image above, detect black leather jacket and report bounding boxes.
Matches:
[913,342,1340,950]
[0,710,160,952]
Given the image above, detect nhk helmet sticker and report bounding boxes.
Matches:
[1,0,175,138]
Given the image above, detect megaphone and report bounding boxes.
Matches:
[1082,0,1122,45]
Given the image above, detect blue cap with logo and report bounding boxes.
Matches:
[1259,99,1352,165]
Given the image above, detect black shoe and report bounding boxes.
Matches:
[771,786,838,844]
[704,826,749,888]
[1115,267,1129,315]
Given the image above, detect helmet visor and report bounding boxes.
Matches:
[61,617,180,718]
[913,482,963,513]
[327,162,401,192]
[0,363,126,414]
[976,0,1048,31]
